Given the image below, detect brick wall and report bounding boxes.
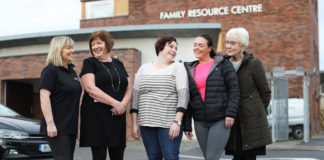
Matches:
[81,0,318,72]
[81,0,320,134]
[308,0,321,134]
[81,0,319,74]
[0,48,139,82]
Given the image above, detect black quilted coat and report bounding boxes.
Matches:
[183,56,240,132]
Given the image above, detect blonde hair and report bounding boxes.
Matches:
[46,36,75,66]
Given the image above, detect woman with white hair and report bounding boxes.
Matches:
[224,27,272,160]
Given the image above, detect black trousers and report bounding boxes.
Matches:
[45,134,76,160]
[91,146,125,160]
[233,155,256,160]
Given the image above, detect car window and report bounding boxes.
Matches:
[0,104,21,116]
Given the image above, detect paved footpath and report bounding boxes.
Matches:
[267,132,324,151]
[74,132,324,160]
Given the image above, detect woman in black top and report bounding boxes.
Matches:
[40,36,82,160]
[79,30,133,160]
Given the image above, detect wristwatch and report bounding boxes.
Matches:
[173,120,181,126]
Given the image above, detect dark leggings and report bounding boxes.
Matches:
[45,134,76,160]
[233,155,256,160]
[91,146,125,160]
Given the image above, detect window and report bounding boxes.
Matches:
[82,0,129,19]
[115,0,129,16]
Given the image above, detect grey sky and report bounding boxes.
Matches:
[319,0,324,71]
[0,0,80,36]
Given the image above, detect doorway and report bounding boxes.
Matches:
[4,79,41,118]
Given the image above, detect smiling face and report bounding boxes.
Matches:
[159,41,178,61]
[193,37,211,60]
[225,35,243,57]
[90,38,108,59]
[61,45,74,65]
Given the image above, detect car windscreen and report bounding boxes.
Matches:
[0,104,21,116]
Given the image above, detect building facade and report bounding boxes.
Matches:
[0,0,320,138]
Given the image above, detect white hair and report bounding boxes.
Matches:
[226,27,249,48]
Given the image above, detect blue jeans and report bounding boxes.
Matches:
[140,126,183,160]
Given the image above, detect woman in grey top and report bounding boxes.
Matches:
[131,35,189,160]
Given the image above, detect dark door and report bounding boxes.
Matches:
[6,81,33,117]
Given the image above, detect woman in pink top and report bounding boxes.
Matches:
[183,33,240,160]
[194,58,214,102]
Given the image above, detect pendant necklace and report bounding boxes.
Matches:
[99,59,121,92]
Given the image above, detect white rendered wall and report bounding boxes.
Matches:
[0,44,49,57]
[114,37,197,64]
[0,37,197,65]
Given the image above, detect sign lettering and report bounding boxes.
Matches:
[160,4,263,20]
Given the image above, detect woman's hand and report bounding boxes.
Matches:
[225,117,235,128]
[185,131,193,140]
[47,122,57,138]
[131,113,140,141]
[112,101,126,115]
[169,123,180,140]
[132,124,141,141]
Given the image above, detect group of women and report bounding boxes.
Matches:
[39,27,271,160]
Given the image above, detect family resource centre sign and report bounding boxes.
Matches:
[160,4,263,20]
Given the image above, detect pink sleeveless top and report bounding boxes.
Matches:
[194,59,215,102]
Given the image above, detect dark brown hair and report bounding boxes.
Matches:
[155,35,177,56]
[89,30,114,56]
[197,33,216,58]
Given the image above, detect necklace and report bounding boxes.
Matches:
[99,59,121,92]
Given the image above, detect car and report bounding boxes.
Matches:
[267,98,304,139]
[287,98,304,139]
[0,103,53,159]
